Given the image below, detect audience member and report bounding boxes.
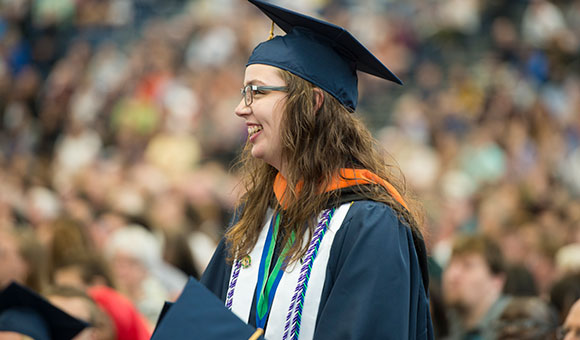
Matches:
[0,229,29,290]
[495,297,558,340]
[442,234,510,339]
[88,285,152,340]
[558,298,580,340]
[550,272,580,324]
[0,228,48,292]
[104,224,185,324]
[46,285,116,340]
[503,264,538,297]
[49,253,152,340]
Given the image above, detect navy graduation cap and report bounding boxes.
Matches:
[0,282,89,340]
[247,0,402,111]
[151,277,264,340]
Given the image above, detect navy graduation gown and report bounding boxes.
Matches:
[201,200,434,339]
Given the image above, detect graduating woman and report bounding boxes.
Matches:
[200,1,434,339]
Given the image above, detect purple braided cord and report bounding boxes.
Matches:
[282,209,333,340]
[226,259,242,309]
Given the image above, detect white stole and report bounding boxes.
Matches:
[228,203,351,340]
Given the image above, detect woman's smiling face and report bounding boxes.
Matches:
[235,64,288,173]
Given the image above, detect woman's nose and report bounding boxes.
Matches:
[234,98,251,117]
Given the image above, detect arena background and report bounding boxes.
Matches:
[0,0,579,337]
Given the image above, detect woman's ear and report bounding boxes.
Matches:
[313,88,324,113]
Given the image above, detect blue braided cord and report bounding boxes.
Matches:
[290,208,335,340]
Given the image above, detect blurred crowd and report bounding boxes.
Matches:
[0,0,579,339]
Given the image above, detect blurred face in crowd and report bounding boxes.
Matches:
[235,64,287,173]
[0,232,28,289]
[561,299,580,340]
[111,251,147,294]
[495,297,558,340]
[443,252,504,312]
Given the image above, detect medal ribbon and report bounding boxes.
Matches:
[255,212,295,330]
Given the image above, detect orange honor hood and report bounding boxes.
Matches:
[273,168,408,210]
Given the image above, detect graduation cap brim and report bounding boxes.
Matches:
[0,282,89,340]
[151,277,264,340]
[248,0,402,85]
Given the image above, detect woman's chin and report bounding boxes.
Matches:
[251,148,281,170]
[250,147,268,164]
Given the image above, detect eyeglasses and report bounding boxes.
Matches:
[240,84,288,106]
[557,326,580,340]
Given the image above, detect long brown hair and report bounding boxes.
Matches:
[225,69,424,264]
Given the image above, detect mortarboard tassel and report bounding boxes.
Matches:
[268,21,275,40]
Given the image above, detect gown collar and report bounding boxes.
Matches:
[273,168,408,210]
